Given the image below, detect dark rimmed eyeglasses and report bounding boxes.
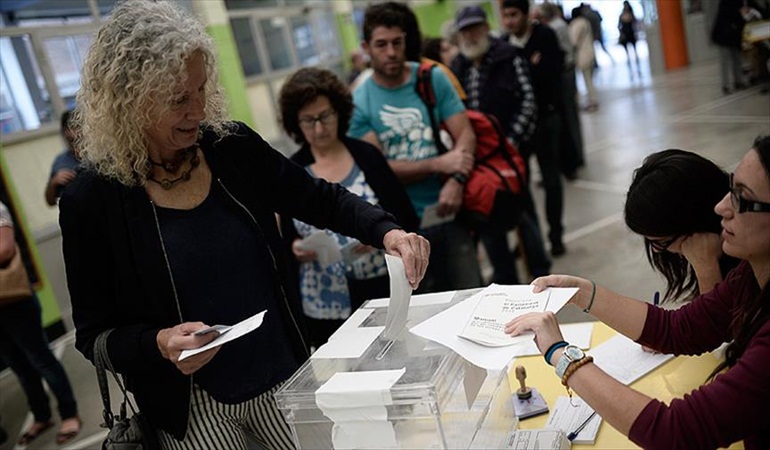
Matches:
[298,109,337,130]
[649,237,677,252]
[729,173,770,213]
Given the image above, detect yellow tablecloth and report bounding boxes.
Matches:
[508,322,744,449]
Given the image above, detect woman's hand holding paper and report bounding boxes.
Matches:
[157,322,222,375]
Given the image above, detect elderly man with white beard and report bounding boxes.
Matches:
[450,5,553,285]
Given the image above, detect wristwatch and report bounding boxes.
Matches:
[555,345,586,379]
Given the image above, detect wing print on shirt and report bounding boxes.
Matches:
[379,105,425,135]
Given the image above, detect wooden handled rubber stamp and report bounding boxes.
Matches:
[515,365,532,400]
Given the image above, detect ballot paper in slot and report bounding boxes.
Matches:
[457,285,552,347]
[382,254,412,340]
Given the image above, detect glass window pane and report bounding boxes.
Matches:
[314,9,341,61]
[231,18,264,76]
[291,17,319,66]
[9,0,92,25]
[43,35,91,109]
[0,35,54,133]
[225,0,279,10]
[259,18,292,71]
[96,0,119,16]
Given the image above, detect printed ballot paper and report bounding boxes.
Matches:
[457,285,552,347]
[179,310,266,361]
[410,285,578,370]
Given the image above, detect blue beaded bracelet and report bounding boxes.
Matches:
[544,340,569,365]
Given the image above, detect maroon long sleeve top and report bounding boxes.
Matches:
[628,261,769,449]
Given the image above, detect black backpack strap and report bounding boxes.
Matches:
[415,63,449,154]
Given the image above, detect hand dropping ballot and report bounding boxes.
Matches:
[457,285,551,347]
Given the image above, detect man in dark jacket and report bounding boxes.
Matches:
[501,0,567,257]
[451,5,551,282]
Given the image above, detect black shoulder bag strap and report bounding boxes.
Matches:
[94,330,138,429]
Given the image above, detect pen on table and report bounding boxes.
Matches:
[567,411,597,441]
[653,291,660,307]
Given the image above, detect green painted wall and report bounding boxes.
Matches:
[336,11,361,70]
[415,0,501,38]
[206,24,255,128]
[336,1,499,51]
[412,0,457,38]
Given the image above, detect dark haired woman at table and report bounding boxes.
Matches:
[625,149,741,304]
[507,136,770,449]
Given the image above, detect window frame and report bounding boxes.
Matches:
[1,10,102,144]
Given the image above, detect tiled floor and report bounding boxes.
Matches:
[1,54,768,450]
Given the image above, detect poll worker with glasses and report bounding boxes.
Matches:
[507,136,770,449]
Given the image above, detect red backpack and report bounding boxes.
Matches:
[416,62,530,231]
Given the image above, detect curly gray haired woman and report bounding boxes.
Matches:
[77,0,229,186]
[61,1,430,449]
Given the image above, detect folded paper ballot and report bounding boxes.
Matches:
[457,285,552,347]
[179,310,266,361]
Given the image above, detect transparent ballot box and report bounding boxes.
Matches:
[274,290,517,449]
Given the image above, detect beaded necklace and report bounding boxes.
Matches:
[147,145,200,190]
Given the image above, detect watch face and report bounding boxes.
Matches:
[565,346,584,360]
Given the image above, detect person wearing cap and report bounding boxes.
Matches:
[349,3,482,294]
[451,5,551,284]
[500,0,567,257]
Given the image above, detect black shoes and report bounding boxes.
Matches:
[551,241,566,257]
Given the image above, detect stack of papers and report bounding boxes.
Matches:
[409,284,579,370]
[457,285,552,347]
[546,396,601,444]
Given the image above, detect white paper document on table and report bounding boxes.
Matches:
[591,334,674,385]
[457,285,552,347]
[546,396,601,444]
[179,310,266,361]
[516,322,594,356]
[505,429,570,449]
[410,285,579,370]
